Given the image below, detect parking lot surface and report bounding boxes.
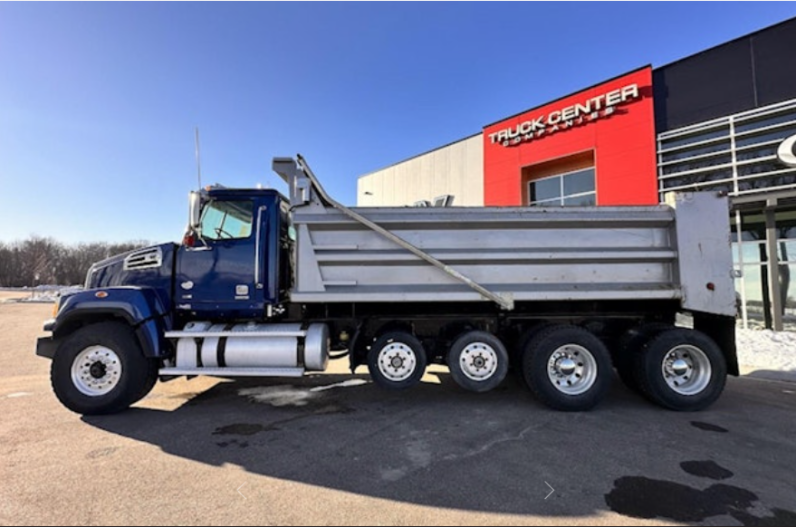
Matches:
[1,301,795,526]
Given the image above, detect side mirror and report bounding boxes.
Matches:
[189,191,202,230]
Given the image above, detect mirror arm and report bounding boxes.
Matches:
[193,227,210,248]
[186,190,212,249]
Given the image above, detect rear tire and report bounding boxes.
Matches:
[615,323,672,393]
[447,331,509,393]
[511,323,554,376]
[51,322,159,415]
[367,331,427,391]
[522,325,613,412]
[634,328,727,411]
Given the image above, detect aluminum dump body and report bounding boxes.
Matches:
[274,158,735,317]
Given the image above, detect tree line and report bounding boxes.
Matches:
[0,237,150,287]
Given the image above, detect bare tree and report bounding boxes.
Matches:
[0,237,150,287]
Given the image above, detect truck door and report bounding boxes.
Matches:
[176,198,266,318]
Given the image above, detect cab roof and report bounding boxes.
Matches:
[204,185,287,202]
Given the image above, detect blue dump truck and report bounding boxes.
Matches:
[37,155,738,415]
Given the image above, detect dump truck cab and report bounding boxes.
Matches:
[176,186,290,321]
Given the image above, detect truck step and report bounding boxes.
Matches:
[159,367,305,378]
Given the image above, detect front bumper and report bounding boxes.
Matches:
[36,319,58,360]
[36,336,57,360]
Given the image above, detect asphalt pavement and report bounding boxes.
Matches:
[1,302,795,526]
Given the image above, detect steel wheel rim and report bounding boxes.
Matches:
[547,344,598,396]
[459,342,499,381]
[71,346,123,397]
[662,345,712,396]
[378,342,417,382]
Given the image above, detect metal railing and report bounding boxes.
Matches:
[657,99,796,201]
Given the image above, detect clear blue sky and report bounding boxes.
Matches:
[2,3,795,245]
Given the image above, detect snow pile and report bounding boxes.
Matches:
[737,328,796,380]
[16,286,83,303]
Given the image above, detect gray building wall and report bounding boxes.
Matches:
[357,134,484,207]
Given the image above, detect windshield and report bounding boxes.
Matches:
[199,200,254,241]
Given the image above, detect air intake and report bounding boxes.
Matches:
[124,247,163,271]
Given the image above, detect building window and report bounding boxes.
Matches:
[733,208,796,331]
[529,168,596,207]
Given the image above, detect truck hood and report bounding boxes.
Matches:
[85,243,176,310]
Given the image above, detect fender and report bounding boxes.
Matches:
[51,287,172,358]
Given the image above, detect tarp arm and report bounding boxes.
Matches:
[274,154,515,311]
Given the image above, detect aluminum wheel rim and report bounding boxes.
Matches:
[662,345,712,396]
[378,342,417,382]
[71,346,123,397]
[459,342,499,381]
[547,344,598,396]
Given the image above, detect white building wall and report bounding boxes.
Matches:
[357,134,484,207]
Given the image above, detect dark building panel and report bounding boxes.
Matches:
[752,20,796,107]
[654,39,755,133]
[654,17,796,133]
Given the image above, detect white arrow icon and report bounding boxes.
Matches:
[238,484,247,500]
[545,482,555,500]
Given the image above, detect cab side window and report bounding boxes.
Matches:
[200,200,254,241]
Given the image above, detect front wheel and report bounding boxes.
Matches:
[634,329,727,411]
[51,322,159,415]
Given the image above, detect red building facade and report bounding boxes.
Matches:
[482,67,658,207]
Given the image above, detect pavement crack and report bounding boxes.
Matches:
[443,422,545,462]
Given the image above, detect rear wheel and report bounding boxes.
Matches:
[634,328,727,411]
[367,331,427,391]
[51,322,159,415]
[447,331,509,393]
[522,325,613,411]
[615,323,672,393]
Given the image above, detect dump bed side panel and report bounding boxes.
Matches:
[290,205,681,304]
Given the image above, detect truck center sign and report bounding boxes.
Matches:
[488,84,641,147]
[482,67,657,207]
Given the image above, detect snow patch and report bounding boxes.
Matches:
[13,286,83,304]
[239,379,368,406]
[309,379,369,392]
[238,386,317,407]
[5,392,33,399]
[737,328,796,378]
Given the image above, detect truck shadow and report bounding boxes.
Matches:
[81,370,756,518]
[743,368,796,384]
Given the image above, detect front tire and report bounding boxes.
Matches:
[522,325,613,411]
[51,322,159,415]
[634,328,727,411]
